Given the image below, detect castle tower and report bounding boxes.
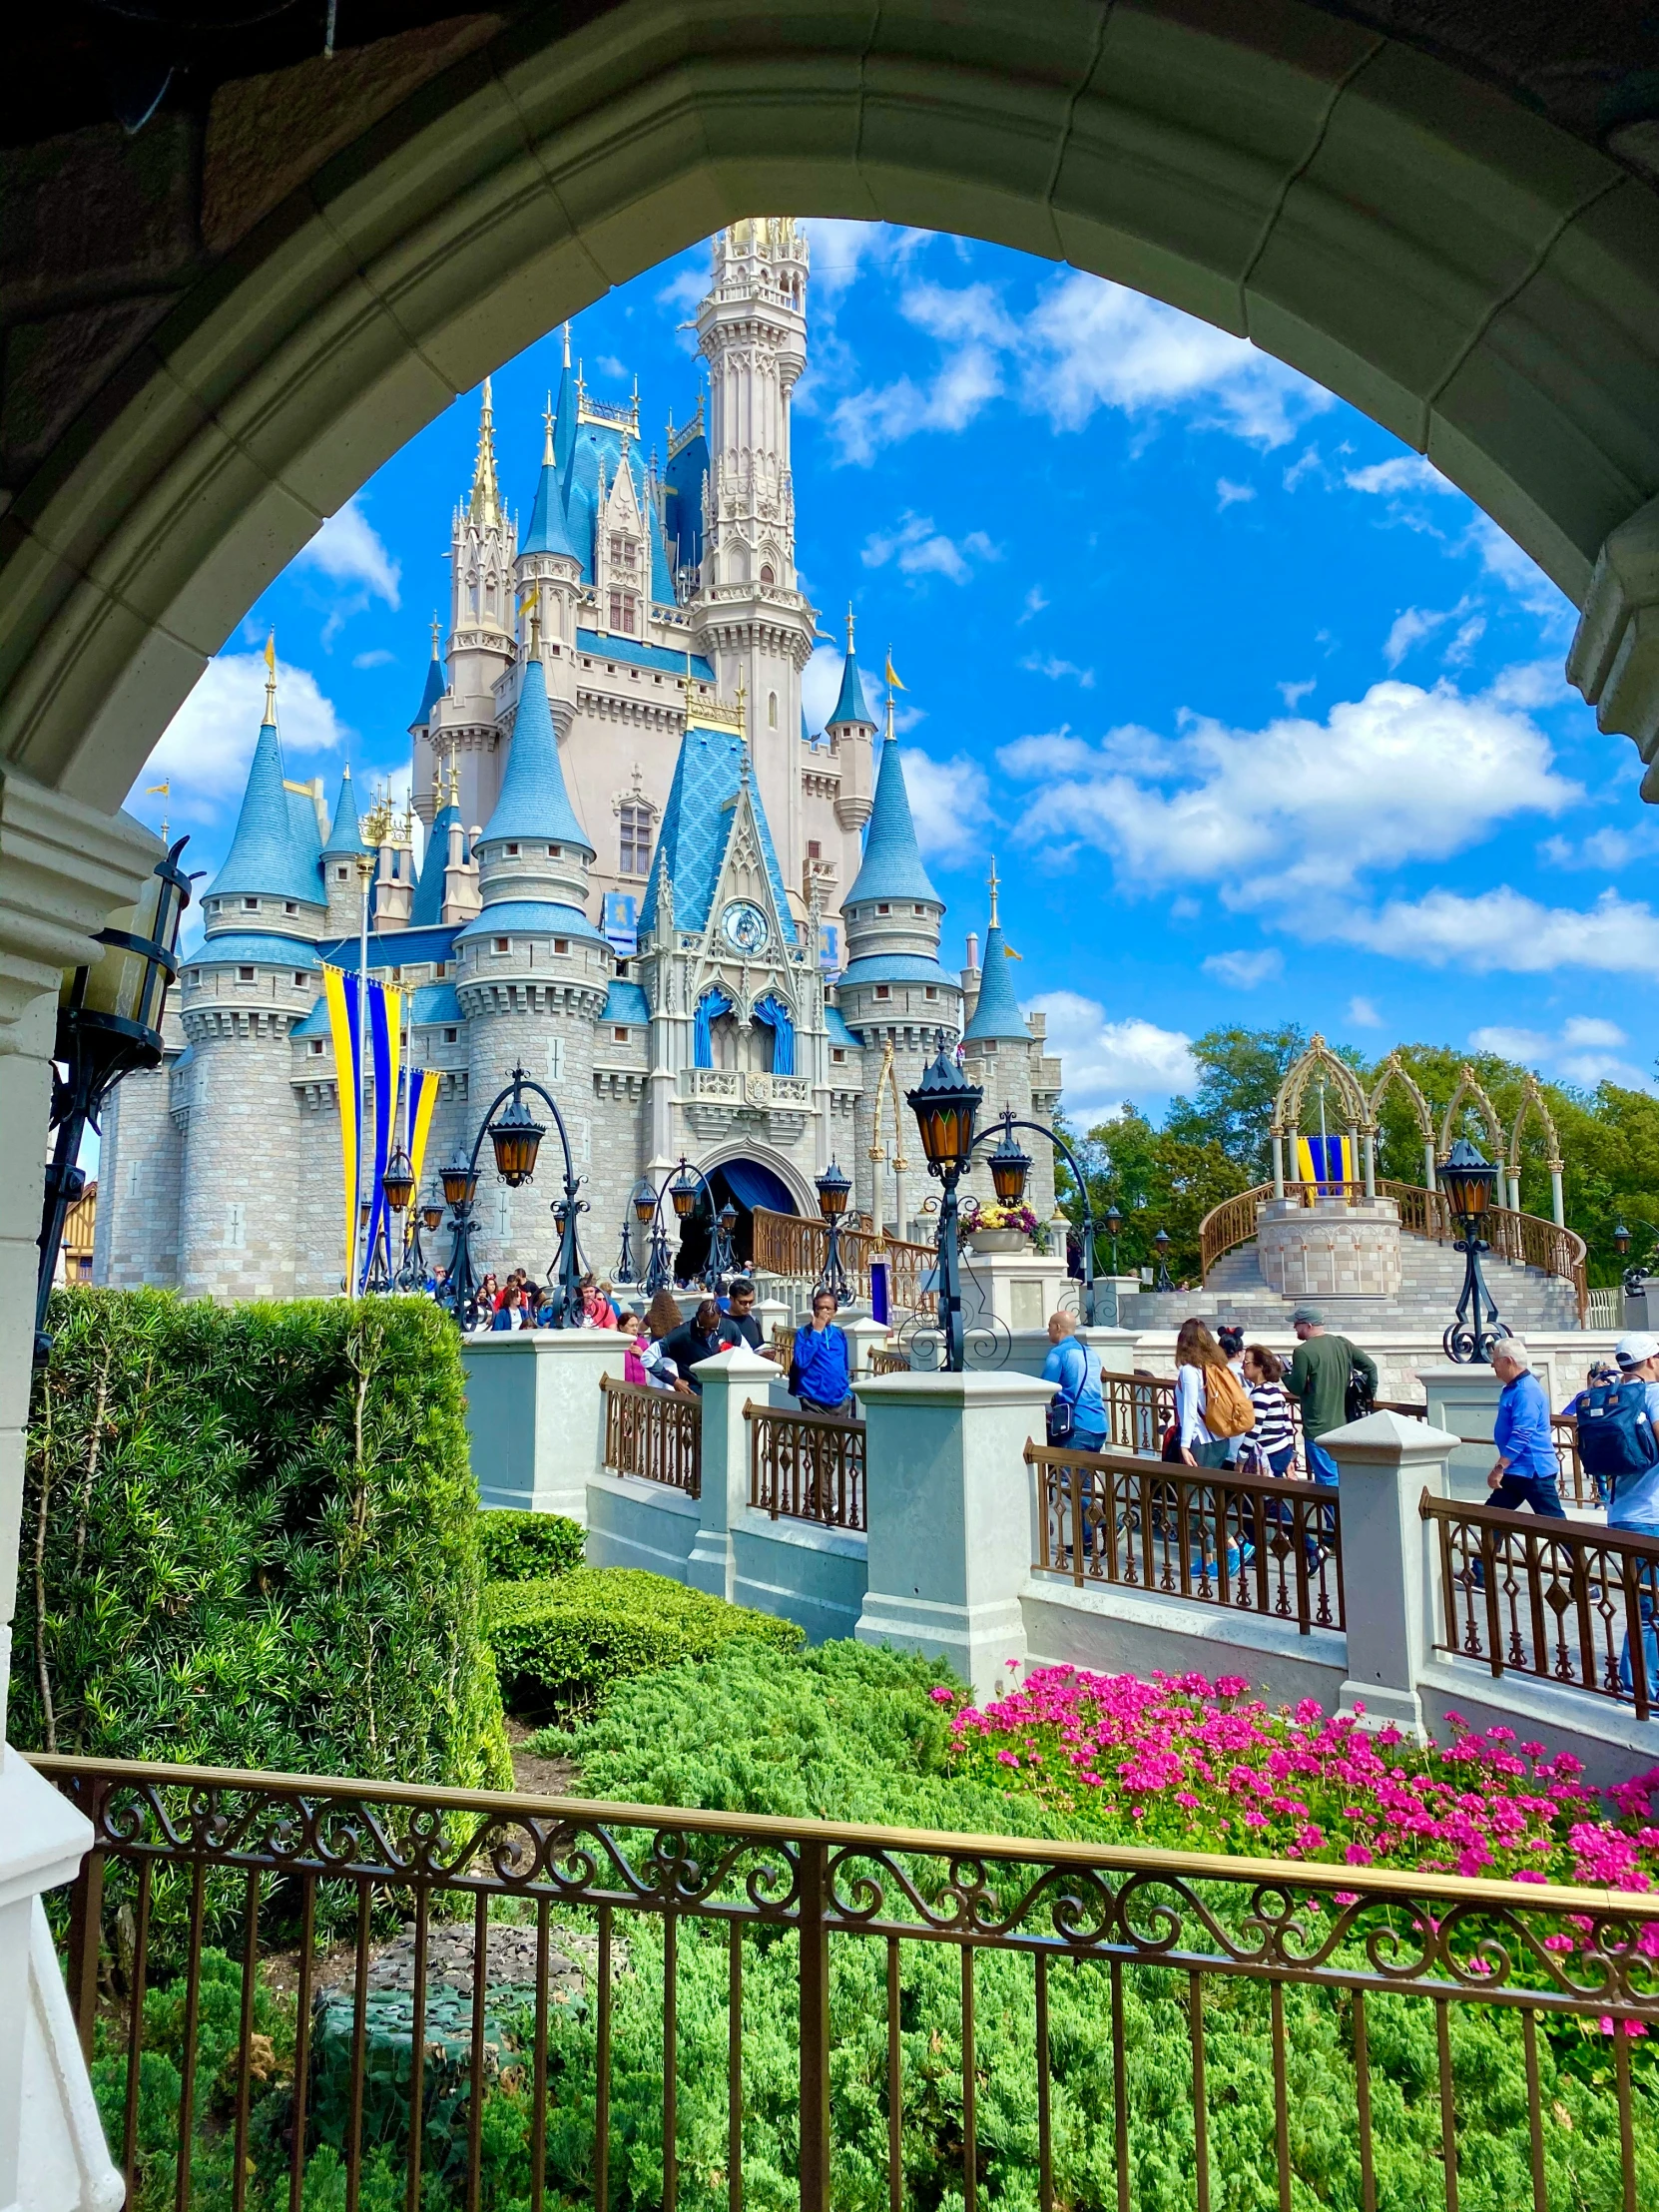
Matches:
[516,336,585,739]
[454,651,613,1273]
[174,661,324,1298]
[835,727,962,1226]
[429,379,518,833]
[694,219,817,908]
[320,767,369,935]
[408,624,449,828]
[959,864,1054,1217]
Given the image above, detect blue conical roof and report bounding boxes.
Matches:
[409,802,461,926]
[963,923,1027,1041]
[829,646,874,730]
[210,721,325,907]
[479,657,594,853]
[409,649,446,734]
[320,766,368,858]
[844,738,939,906]
[523,403,579,558]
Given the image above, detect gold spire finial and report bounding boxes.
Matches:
[470,377,501,527]
[263,630,277,723]
[987,855,1000,931]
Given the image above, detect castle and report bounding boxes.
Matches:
[94,220,1063,1300]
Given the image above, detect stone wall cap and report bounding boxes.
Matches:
[697,1343,781,1377]
[1321,1407,1459,1456]
[856,1372,1057,1404]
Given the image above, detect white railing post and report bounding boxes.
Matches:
[1321,1408,1457,1740]
[688,1346,785,1601]
[854,1372,1055,1700]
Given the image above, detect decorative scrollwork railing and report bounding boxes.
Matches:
[33,1756,1659,2212]
[600,1373,701,1495]
[747,1402,866,1530]
[753,1207,937,1315]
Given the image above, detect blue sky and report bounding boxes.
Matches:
[138,220,1659,1129]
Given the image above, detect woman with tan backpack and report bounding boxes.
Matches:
[1173,1318,1256,1468]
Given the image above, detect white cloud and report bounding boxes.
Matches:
[1468,1014,1651,1092]
[1383,607,1443,668]
[1539,819,1659,870]
[896,747,989,866]
[1216,478,1256,509]
[1027,990,1198,1121]
[1347,995,1384,1029]
[799,219,931,304]
[1488,660,1571,711]
[1466,514,1572,620]
[1202,948,1283,987]
[1333,886,1659,974]
[597,354,628,381]
[801,643,845,735]
[1282,445,1325,492]
[1021,654,1095,689]
[999,679,1579,900]
[352,647,395,670]
[655,262,706,313]
[1444,614,1486,665]
[136,652,348,817]
[1346,455,1458,498]
[1278,678,1316,710]
[295,498,400,608]
[1018,586,1048,625]
[861,512,998,584]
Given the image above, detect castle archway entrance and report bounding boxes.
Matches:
[5,1,1659,820]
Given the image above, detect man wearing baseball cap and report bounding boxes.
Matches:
[1284,1307,1378,1487]
[1610,1333,1659,1694]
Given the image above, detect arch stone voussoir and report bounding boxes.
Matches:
[6,0,1659,813]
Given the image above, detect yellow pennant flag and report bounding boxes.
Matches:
[1004,942,1023,960]
[145,781,170,797]
[264,632,276,677]
[884,651,906,691]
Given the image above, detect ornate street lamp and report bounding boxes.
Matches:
[421,1201,445,1235]
[640,1157,728,1294]
[1152,1228,1174,1293]
[439,1065,586,1329]
[1611,1218,1659,1303]
[1438,1136,1509,1363]
[987,1125,1032,1208]
[615,1176,655,1285]
[380,1144,421,1292]
[37,836,194,1363]
[815,1156,852,1305]
[714,1200,740,1281]
[381,1147,415,1216]
[1105,1203,1123,1276]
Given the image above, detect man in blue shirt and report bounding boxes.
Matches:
[1042,1314,1107,1451]
[791,1291,852,1413]
[1486,1339,1564,1516]
[1610,1333,1659,1695]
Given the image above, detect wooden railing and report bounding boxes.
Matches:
[1420,1491,1659,1718]
[1101,1372,1176,1456]
[600,1373,701,1495]
[753,1207,937,1315]
[868,1348,910,1376]
[1027,1443,1344,1633]
[747,1402,866,1530]
[1197,1178,1589,1321]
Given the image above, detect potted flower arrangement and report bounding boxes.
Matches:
[961,1197,1042,1254]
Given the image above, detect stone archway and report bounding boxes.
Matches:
[6,0,1659,817]
[1369,1050,1438,1194]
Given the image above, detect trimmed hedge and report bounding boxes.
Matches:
[16,1287,510,1790]
[484,1568,803,1718]
[477,1508,585,1582]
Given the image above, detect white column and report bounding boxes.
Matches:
[687,1345,784,1601]
[1362,1130,1377,1199]
[0,769,157,2212]
[1320,1408,1458,1741]
[1271,1131,1285,1200]
[461,1333,618,1520]
[1424,1141,1438,1195]
[854,1372,1055,1699]
[1345,1122,1360,1199]
[1550,1166,1565,1228]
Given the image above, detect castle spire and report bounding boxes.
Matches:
[469,375,501,528]
[843,710,939,909]
[987,854,1000,930]
[263,630,277,725]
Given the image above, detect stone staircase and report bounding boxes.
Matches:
[1118,1230,1582,1335]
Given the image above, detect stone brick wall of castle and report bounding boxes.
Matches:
[176,1019,303,1299]
[94,1055,184,1288]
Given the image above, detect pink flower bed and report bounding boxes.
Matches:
[938,1665,1659,1893]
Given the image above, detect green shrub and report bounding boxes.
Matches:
[15,1287,509,1790]
[484,1568,803,1718]
[477,1507,585,1582]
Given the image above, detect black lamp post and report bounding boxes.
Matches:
[815,1157,852,1305]
[905,1040,1112,1370]
[37,837,194,1365]
[1438,1135,1509,1363]
[438,1064,586,1329]
[1105,1203,1123,1276]
[1612,1218,1659,1302]
[1152,1228,1174,1293]
[640,1157,732,1293]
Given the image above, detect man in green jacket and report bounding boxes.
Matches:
[1285,1307,1379,1486]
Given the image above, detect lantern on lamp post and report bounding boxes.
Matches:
[815,1157,853,1305]
[1152,1228,1174,1293]
[1105,1203,1123,1276]
[1438,1136,1509,1363]
[438,1065,585,1329]
[639,1157,729,1293]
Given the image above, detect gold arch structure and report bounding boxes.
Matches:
[1508,1074,1567,1226]
[1270,1034,1372,1200]
[1437,1064,1510,1176]
[1369,1051,1439,1196]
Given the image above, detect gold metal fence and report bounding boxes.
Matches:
[1421,1490,1659,1719]
[747,1402,866,1531]
[33,1756,1659,2212]
[752,1208,937,1315]
[1028,1443,1344,1633]
[600,1374,701,1495]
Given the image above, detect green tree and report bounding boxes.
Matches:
[1163,1024,1308,1179]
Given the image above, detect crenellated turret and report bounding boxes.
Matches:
[826,608,876,836]
[319,766,369,935]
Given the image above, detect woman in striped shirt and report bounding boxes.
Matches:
[1243,1345,1297,1476]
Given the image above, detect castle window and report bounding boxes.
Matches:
[808,840,821,859]
[768,690,778,729]
[336,866,349,882]
[549,844,560,857]
[309,1039,324,1055]
[553,937,570,955]
[238,966,255,982]
[434,962,447,977]
[614,1026,630,1042]
[874,985,890,1001]
[619,802,654,875]
[608,590,637,634]
[831,1048,846,1065]
[505,841,519,855]
[492,937,510,953]
[443,1027,457,1043]
[761,564,775,587]
[877,903,890,915]
[292,971,307,988]
[925,986,937,1000]
[914,904,926,915]
[244,897,259,911]
[284,900,297,914]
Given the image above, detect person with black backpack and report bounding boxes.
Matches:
[1578,1332,1659,1694]
[1285,1308,1379,1487]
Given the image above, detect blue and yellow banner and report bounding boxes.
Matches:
[407,1064,439,1205]
[323,966,361,1286]
[359,981,402,1291]
[1295,1134,1357,1187]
